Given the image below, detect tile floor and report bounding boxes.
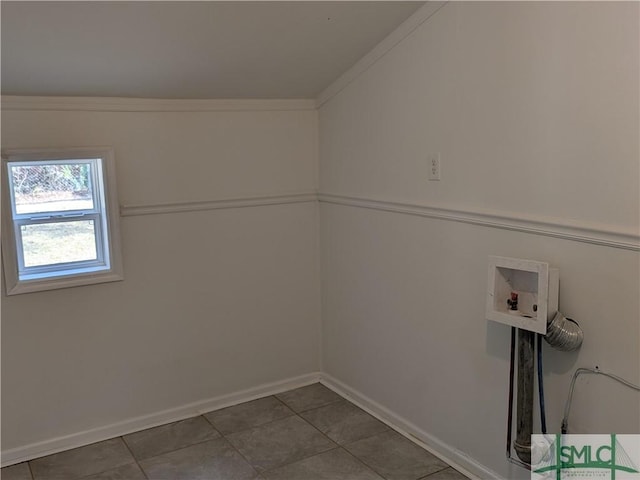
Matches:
[2,383,469,480]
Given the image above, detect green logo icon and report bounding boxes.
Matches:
[531,434,639,480]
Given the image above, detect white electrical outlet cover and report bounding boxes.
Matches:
[427,152,440,181]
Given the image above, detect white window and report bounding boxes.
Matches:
[2,147,123,295]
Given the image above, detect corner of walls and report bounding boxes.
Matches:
[320,374,507,480]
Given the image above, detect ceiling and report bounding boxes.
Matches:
[1,1,424,99]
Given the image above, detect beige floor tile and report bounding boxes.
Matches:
[300,400,389,445]
[123,415,219,460]
[29,438,133,480]
[226,415,336,472]
[205,396,294,435]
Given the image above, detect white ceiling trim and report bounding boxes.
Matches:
[0,96,316,112]
[315,1,447,108]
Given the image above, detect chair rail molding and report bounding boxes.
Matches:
[318,193,640,251]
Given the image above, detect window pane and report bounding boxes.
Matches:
[11,162,95,214]
[21,220,98,267]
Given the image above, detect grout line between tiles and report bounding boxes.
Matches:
[339,432,397,480]
[27,438,137,480]
[338,429,453,480]
[207,410,297,437]
[176,430,260,478]
[200,412,232,438]
[119,436,149,480]
[12,386,465,480]
[338,428,393,448]
[127,426,225,464]
[274,383,344,414]
[289,390,347,444]
[223,413,339,474]
[417,466,464,480]
[342,436,454,480]
[215,434,263,478]
[271,394,294,410]
[339,446,386,480]
[259,445,340,474]
[277,411,350,474]
[122,415,225,463]
[261,445,347,477]
[215,399,343,475]
[293,412,339,450]
[200,411,220,429]
[200,394,298,435]
[291,396,344,414]
[320,379,477,479]
[295,392,391,448]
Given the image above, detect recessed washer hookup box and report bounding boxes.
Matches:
[486,256,559,334]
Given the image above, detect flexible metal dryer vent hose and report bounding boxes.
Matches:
[545,312,583,351]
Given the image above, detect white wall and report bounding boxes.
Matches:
[2,2,639,477]
[1,103,321,454]
[319,2,639,479]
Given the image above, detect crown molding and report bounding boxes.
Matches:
[315,1,448,108]
[1,96,316,112]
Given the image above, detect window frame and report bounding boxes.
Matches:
[2,147,124,295]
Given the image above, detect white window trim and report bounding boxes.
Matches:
[2,147,124,295]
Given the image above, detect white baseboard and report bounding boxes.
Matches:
[1,372,322,467]
[319,373,506,480]
[3,371,504,479]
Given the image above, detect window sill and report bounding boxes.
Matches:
[5,269,124,295]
